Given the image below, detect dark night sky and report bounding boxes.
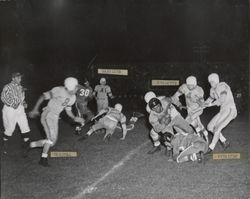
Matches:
[1,0,248,64]
[0,0,248,100]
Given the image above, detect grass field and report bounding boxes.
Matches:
[1,107,249,199]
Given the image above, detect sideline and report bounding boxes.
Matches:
[71,140,150,199]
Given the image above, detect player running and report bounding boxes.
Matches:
[171,76,209,142]
[75,77,94,133]
[203,73,237,154]
[28,77,85,167]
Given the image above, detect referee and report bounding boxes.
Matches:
[1,72,31,155]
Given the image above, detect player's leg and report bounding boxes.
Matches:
[78,119,105,141]
[147,129,161,154]
[209,107,237,151]
[39,113,59,167]
[96,100,101,113]
[172,115,195,134]
[2,106,17,154]
[29,110,50,149]
[103,119,117,141]
[196,117,209,142]
[75,103,85,134]
[85,109,94,123]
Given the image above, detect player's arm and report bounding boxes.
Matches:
[171,86,185,108]
[120,114,127,140]
[107,86,114,99]
[215,84,228,105]
[149,115,166,133]
[28,94,46,117]
[65,106,85,125]
[204,88,217,107]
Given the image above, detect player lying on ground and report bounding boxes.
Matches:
[162,130,208,164]
[28,77,85,167]
[144,92,196,155]
[203,73,237,154]
[78,103,128,141]
[171,75,209,142]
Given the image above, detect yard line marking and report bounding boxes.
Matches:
[71,140,150,199]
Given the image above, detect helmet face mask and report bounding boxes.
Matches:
[149,98,162,113]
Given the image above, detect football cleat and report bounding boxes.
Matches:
[147,146,161,154]
[39,157,50,167]
[205,148,213,155]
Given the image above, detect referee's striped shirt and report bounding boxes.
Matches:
[1,81,24,108]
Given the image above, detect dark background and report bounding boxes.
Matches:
[0,0,249,112]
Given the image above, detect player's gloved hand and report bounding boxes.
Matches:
[28,110,40,118]
[74,117,85,125]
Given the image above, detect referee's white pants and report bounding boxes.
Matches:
[2,105,30,137]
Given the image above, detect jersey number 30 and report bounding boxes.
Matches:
[79,89,90,97]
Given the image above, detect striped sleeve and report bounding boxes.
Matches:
[1,84,20,107]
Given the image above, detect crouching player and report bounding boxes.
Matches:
[28,77,85,167]
[78,103,128,141]
[144,92,195,155]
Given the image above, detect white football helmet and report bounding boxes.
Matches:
[64,77,78,91]
[114,103,123,112]
[144,91,156,103]
[100,77,106,85]
[208,73,219,84]
[186,76,197,86]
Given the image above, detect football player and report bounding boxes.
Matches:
[75,78,94,133]
[28,77,85,167]
[78,103,127,141]
[203,73,237,153]
[144,92,195,155]
[93,77,114,113]
[171,76,209,142]
[163,131,208,164]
